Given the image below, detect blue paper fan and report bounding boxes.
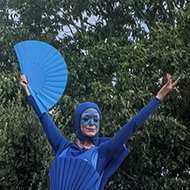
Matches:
[14,40,67,113]
[49,157,100,190]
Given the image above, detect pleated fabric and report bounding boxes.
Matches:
[49,156,100,190]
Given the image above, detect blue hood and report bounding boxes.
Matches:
[74,102,101,144]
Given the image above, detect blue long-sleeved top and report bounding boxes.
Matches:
[28,96,161,190]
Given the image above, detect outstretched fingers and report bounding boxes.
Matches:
[166,74,180,90]
[172,77,180,88]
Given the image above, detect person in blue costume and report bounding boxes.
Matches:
[20,74,179,190]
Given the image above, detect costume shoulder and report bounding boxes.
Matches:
[99,143,129,190]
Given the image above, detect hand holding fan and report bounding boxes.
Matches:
[14,40,68,113]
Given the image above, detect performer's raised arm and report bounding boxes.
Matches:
[108,74,180,155]
[20,75,70,154]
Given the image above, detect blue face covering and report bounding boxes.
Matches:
[80,108,100,127]
[75,102,101,143]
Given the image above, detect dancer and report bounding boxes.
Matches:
[20,74,179,190]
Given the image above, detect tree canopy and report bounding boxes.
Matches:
[0,0,190,189]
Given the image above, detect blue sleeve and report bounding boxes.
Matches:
[28,95,70,154]
[109,97,161,155]
[97,97,161,174]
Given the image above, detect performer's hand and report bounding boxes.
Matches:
[20,74,31,96]
[156,74,180,101]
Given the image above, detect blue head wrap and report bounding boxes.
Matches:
[75,102,101,144]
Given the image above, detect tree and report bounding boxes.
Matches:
[0,0,190,189]
[0,71,53,189]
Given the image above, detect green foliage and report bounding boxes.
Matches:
[0,0,190,189]
[0,72,53,190]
